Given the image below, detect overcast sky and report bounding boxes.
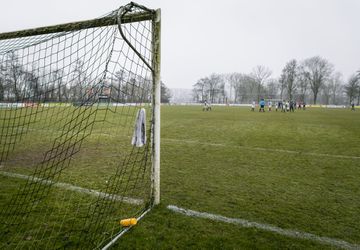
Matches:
[0,0,359,89]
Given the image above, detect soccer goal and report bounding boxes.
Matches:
[0,2,160,249]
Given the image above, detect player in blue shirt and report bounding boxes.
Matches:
[259,99,265,112]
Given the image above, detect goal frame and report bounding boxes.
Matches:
[0,1,161,246]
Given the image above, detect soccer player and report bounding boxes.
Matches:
[259,99,265,112]
[286,101,290,112]
[203,100,211,111]
[251,101,255,111]
[281,100,287,112]
[351,102,355,111]
[276,101,282,112]
[268,101,272,111]
[290,100,295,112]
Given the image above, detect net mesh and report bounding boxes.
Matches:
[0,3,156,249]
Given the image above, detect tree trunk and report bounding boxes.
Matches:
[0,81,4,101]
[313,91,318,104]
[300,94,305,103]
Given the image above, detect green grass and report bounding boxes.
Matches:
[1,106,360,249]
[0,105,153,249]
[117,106,360,249]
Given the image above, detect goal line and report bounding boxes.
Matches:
[0,170,143,205]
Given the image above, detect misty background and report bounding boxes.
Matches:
[0,0,359,104]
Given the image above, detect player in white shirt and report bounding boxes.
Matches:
[251,101,255,111]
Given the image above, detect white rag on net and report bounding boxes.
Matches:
[131,108,146,147]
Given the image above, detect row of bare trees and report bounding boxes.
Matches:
[0,53,88,102]
[193,56,360,105]
[0,52,171,103]
[107,71,171,103]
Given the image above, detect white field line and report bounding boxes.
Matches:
[0,171,143,205]
[167,205,360,250]
[24,128,360,160]
[101,208,151,250]
[162,138,360,160]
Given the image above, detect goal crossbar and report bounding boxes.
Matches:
[0,11,154,41]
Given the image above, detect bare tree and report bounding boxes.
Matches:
[161,81,171,103]
[328,72,343,105]
[23,70,40,100]
[207,74,223,103]
[218,79,226,103]
[4,52,24,101]
[51,69,65,102]
[296,70,309,103]
[192,74,226,103]
[229,73,258,103]
[228,73,245,103]
[71,60,86,102]
[0,63,5,101]
[321,82,332,105]
[243,74,258,103]
[193,77,208,102]
[266,78,279,99]
[251,65,272,102]
[112,70,127,102]
[301,56,333,104]
[344,74,359,105]
[280,59,297,100]
[278,73,286,100]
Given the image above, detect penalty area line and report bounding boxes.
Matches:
[167,205,359,250]
[0,171,143,205]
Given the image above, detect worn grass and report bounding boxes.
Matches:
[0,105,152,249]
[1,105,360,249]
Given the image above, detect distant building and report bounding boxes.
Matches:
[86,85,111,103]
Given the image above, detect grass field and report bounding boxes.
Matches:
[116,106,360,249]
[1,105,360,249]
[0,104,153,249]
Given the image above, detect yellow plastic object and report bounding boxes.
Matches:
[120,218,137,227]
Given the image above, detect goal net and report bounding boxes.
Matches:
[0,2,160,249]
